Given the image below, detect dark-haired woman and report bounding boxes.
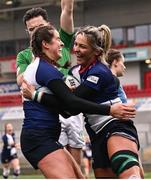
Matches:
[106,48,127,103]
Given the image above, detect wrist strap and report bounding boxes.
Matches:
[32,91,38,101]
[32,91,43,102]
[37,92,43,103]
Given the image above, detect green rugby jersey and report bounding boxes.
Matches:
[16,48,32,75]
[16,28,74,76]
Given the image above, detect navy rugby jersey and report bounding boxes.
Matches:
[70,60,119,103]
[23,57,63,128]
[70,60,121,133]
[1,133,16,157]
[2,133,15,150]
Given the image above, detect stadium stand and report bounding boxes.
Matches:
[123,84,151,98]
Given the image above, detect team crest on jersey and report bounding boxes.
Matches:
[86,75,99,84]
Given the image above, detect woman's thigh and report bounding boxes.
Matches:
[38,148,84,179]
[107,135,138,157]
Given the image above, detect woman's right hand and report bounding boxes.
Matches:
[21,79,35,100]
[110,102,136,119]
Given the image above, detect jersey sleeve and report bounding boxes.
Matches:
[36,61,64,87]
[57,47,71,75]
[58,28,74,76]
[41,79,111,115]
[59,28,74,49]
[16,48,32,75]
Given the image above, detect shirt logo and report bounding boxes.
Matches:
[86,75,99,84]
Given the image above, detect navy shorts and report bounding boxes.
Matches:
[85,119,140,169]
[20,125,63,169]
[1,151,18,164]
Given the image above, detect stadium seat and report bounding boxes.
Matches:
[0,93,22,107]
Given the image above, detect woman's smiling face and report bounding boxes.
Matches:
[43,30,64,61]
[73,33,98,67]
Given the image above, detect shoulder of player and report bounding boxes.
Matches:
[38,59,63,77]
[91,61,112,75]
[17,48,32,62]
[2,134,7,141]
[27,58,60,73]
[24,57,39,73]
[18,47,31,55]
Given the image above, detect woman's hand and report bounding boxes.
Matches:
[110,102,136,119]
[15,143,21,149]
[21,79,35,100]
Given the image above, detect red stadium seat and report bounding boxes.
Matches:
[123,84,151,98]
[0,93,22,107]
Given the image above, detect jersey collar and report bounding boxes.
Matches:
[79,59,97,74]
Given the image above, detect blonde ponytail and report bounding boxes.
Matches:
[98,24,112,55]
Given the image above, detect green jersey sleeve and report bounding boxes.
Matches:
[16,48,33,75]
[59,28,74,49]
[58,28,74,76]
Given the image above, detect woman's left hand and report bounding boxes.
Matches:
[21,79,35,100]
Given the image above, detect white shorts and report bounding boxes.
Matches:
[59,113,85,148]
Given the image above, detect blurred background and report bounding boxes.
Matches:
[0,0,151,178]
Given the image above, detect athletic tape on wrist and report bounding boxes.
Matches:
[32,91,36,101]
[37,92,43,103]
[32,91,39,101]
[34,91,39,101]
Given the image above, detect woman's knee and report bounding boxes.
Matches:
[119,166,141,179]
[94,168,116,178]
[110,150,141,178]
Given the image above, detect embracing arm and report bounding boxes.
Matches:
[41,80,136,118]
[22,79,110,115]
[43,79,110,115]
[22,80,136,118]
[21,79,72,116]
[73,83,136,119]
